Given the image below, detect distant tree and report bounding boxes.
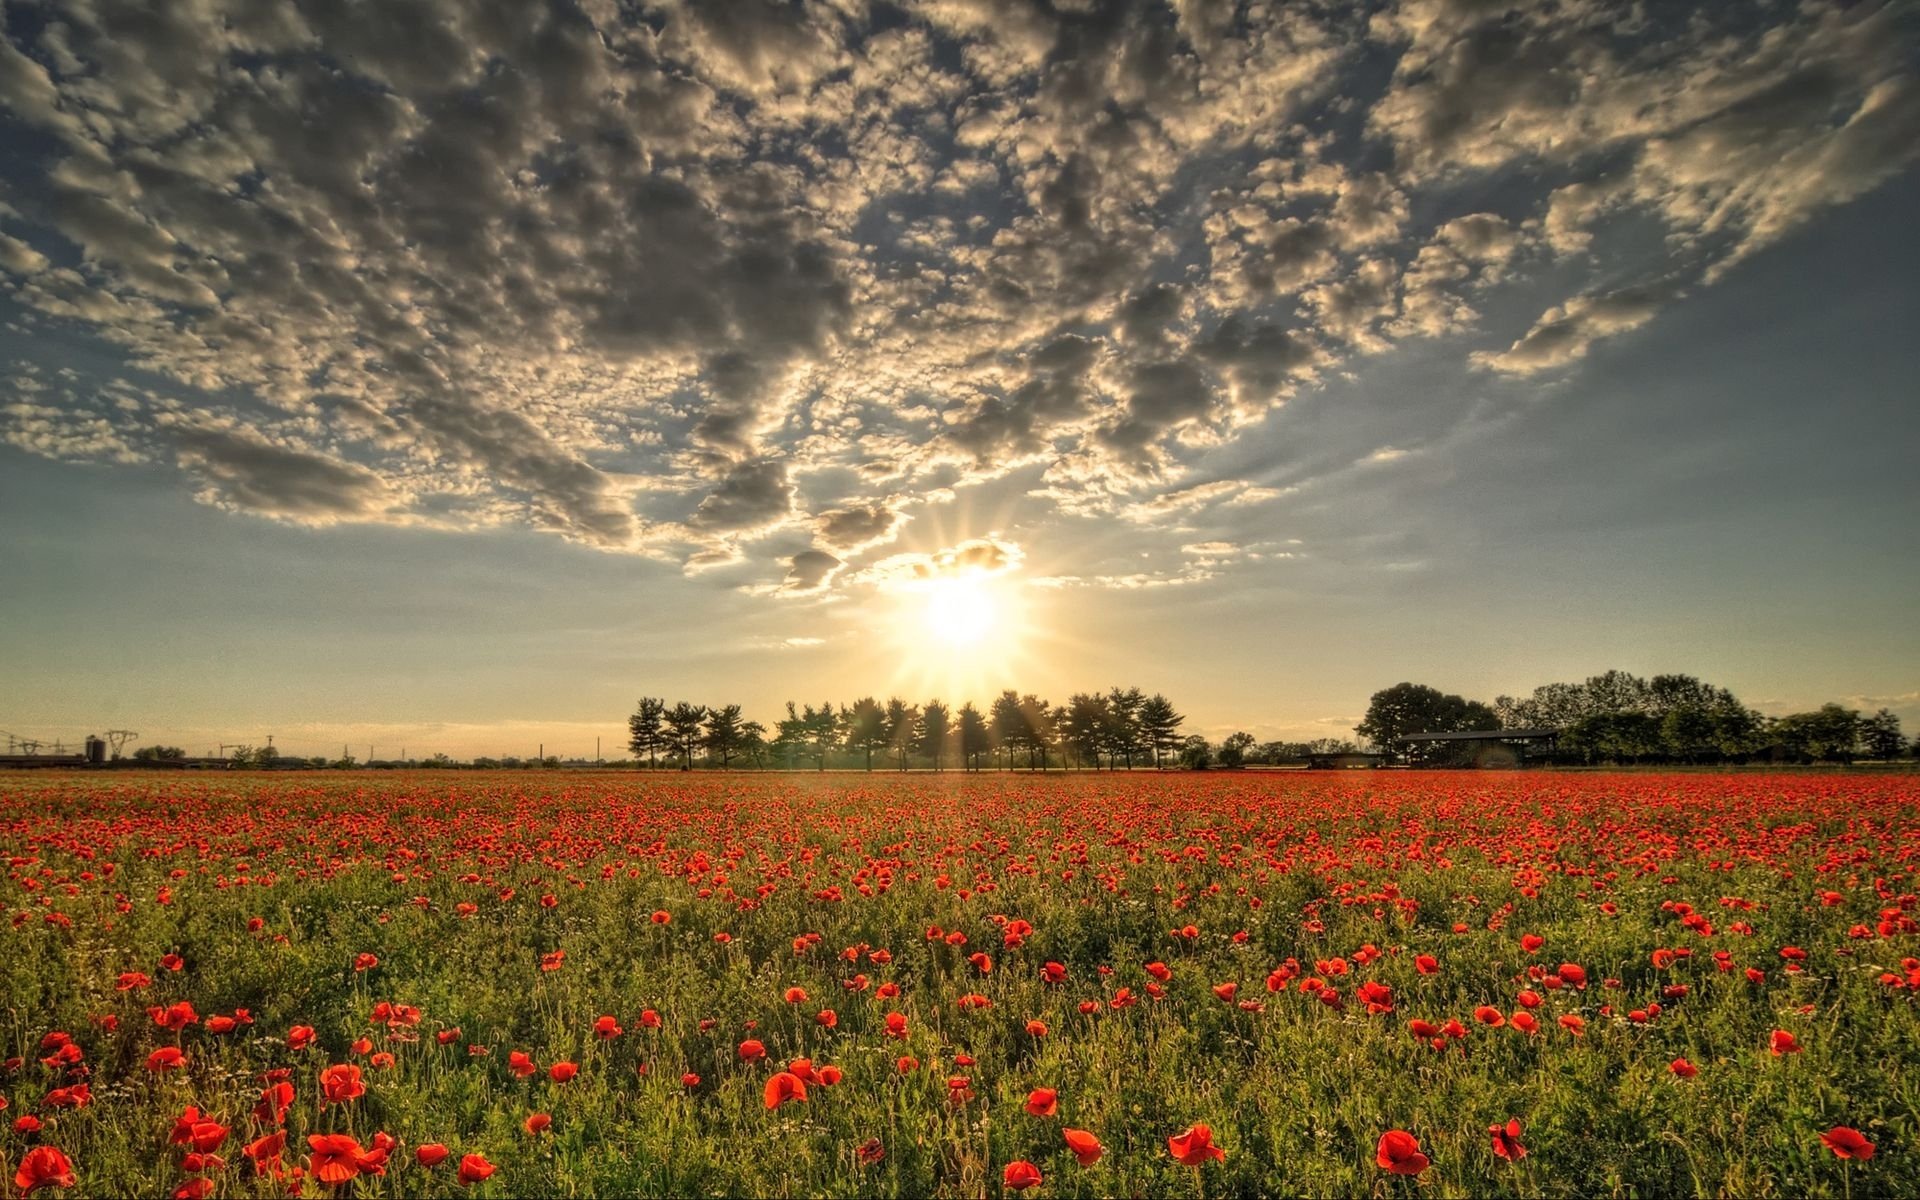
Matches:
[1356,683,1498,762]
[1178,735,1213,770]
[806,702,838,770]
[1061,692,1111,769]
[739,720,768,769]
[1021,694,1056,771]
[1218,731,1256,768]
[1774,704,1863,763]
[1138,693,1184,768]
[663,702,708,770]
[884,698,919,770]
[133,745,186,761]
[228,744,255,768]
[702,703,747,768]
[989,691,1026,771]
[773,702,809,769]
[918,700,952,772]
[957,702,990,771]
[845,697,889,771]
[628,697,667,768]
[1861,709,1905,760]
[1106,686,1145,768]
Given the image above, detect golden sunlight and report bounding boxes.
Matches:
[920,574,996,647]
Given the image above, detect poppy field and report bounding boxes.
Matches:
[2,769,1917,1198]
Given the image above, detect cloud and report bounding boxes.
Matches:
[781,549,844,594]
[847,537,1024,589]
[813,502,908,553]
[1473,284,1676,375]
[166,421,399,524]
[0,0,1911,595]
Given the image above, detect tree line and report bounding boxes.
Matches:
[627,688,1188,771]
[1354,671,1912,765]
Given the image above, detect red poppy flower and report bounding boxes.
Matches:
[593,1015,623,1039]
[765,1072,808,1110]
[307,1134,369,1186]
[1770,1030,1801,1056]
[1415,955,1439,975]
[739,1039,767,1062]
[457,1154,496,1185]
[416,1144,450,1167]
[1558,1014,1585,1037]
[1510,1011,1540,1034]
[1168,1124,1224,1166]
[1488,1118,1526,1161]
[1003,1161,1042,1191]
[15,1146,77,1193]
[549,1062,578,1083]
[524,1112,551,1135]
[1821,1126,1874,1160]
[508,1051,537,1078]
[244,1130,286,1167]
[146,1047,187,1072]
[1025,1087,1058,1117]
[1670,1057,1699,1078]
[857,1137,885,1165]
[1376,1130,1430,1176]
[1520,934,1545,953]
[320,1064,365,1104]
[1052,1127,1100,1167]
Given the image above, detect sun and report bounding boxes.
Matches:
[921,574,996,647]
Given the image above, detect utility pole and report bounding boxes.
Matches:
[596,736,601,763]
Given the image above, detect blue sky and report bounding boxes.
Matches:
[2,0,1916,758]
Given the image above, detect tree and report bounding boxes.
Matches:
[773,702,810,769]
[1355,683,1498,762]
[1178,735,1213,769]
[845,697,889,771]
[1060,692,1110,769]
[133,745,185,761]
[1774,704,1862,763]
[741,720,768,768]
[663,702,707,770]
[1861,709,1905,760]
[628,697,667,768]
[1021,694,1056,771]
[1218,731,1256,768]
[1138,693,1184,768]
[806,702,838,770]
[918,700,951,772]
[702,704,747,768]
[1106,686,1144,768]
[884,698,919,771]
[990,691,1026,771]
[957,702,990,771]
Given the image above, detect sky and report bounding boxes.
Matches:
[1,0,1917,760]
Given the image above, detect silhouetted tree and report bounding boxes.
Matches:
[1106,686,1144,767]
[958,702,990,771]
[628,697,668,768]
[663,702,707,770]
[1061,692,1110,769]
[1139,693,1184,768]
[1218,731,1256,768]
[845,697,888,771]
[703,704,747,768]
[918,700,951,772]
[1861,709,1905,760]
[884,697,919,770]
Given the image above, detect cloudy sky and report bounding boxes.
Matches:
[2,0,1916,758]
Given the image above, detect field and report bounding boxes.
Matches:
[1,770,1916,1198]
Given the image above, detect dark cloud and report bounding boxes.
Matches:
[782,548,844,593]
[0,0,1911,591]
[688,458,795,535]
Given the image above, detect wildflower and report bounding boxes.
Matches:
[1376,1130,1430,1176]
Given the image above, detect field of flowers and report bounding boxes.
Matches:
[1,769,1916,1197]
